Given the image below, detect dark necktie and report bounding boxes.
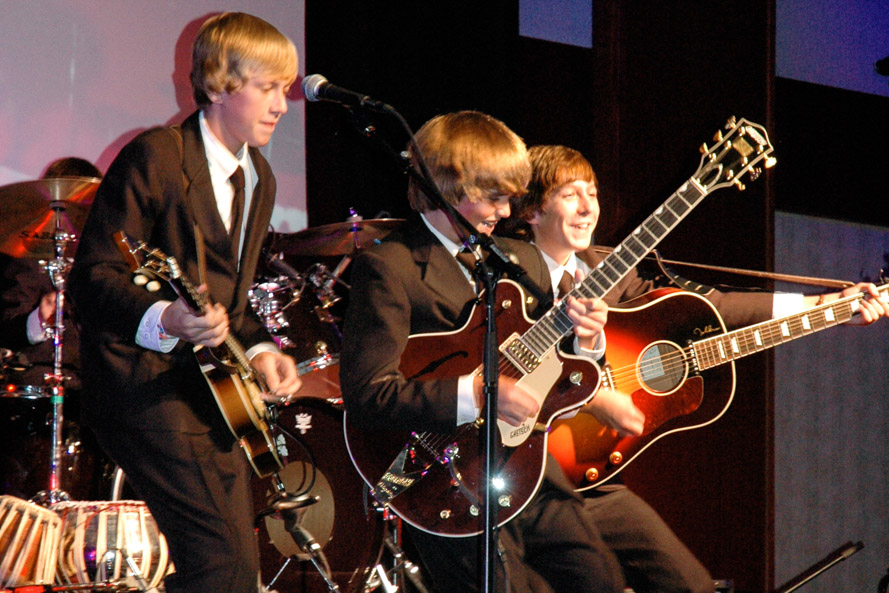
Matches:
[229,166,245,256]
[456,247,479,275]
[557,269,574,299]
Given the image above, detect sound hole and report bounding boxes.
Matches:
[638,342,686,393]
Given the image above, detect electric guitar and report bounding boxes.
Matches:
[114,231,283,477]
[344,117,776,536]
[549,281,889,490]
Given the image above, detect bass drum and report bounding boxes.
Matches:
[254,398,384,593]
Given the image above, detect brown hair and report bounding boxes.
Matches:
[406,111,531,212]
[191,12,298,107]
[499,145,597,240]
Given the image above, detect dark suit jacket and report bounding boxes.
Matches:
[340,212,552,434]
[69,111,275,431]
[578,247,775,328]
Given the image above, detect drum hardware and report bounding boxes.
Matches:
[0,176,99,506]
[354,512,431,593]
[273,211,403,258]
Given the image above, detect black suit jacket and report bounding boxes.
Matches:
[69,111,275,430]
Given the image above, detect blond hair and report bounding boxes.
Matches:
[406,111,531,212]
[191,12,298,107]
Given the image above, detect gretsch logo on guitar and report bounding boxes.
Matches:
[344,117,776,537]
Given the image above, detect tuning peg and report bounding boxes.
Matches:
[764,156,777,168]
[699,142,709,155]
[733,179,746,191]
[748,167,762,181]
[713,130,724,143]
[725,116,738,129]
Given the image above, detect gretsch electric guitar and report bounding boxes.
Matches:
[344,117,776,536]
[115,231,283,477]
[548,281,889,491]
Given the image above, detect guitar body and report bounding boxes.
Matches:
[549,289,736,490]
[344,280,600,537]
[195,346,281,477]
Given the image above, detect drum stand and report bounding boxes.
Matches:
[31,208,76,506]
[357,512,430,593]
[257,474,343,592]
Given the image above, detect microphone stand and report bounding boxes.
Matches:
[340,103,550,592]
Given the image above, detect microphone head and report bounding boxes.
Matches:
[301,73,328,102]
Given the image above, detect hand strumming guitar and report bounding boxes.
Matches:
[252,351,301,404]
[472,374,540,427]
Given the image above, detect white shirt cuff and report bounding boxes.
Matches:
[26,307,47,344]
[772,293,804,319]
[136,301,179,353]
[246,342,281,359]
[574,330,606,360]
[457,374,479,425]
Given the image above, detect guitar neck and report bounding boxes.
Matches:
[693,285,887,369]
[170,271,255,374]
[521,177,709,358]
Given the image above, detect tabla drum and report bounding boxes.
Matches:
[254,398,384,593]
[52,500,171,590]
[0,495,60,587]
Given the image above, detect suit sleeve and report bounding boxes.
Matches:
[340,248,461,432]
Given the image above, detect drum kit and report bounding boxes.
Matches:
[0,177,423,592]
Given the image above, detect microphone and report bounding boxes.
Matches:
[301,74,393,112]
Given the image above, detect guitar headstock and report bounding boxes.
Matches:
[114,231,197,308]
[693,116,776,193]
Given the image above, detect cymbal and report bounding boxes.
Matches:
[274,218,403,256]
[0,176,100,258]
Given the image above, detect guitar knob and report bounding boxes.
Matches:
[146,280,162,292]
[133,274,148,286]
[608,451,623,465]
[585,467,599,482]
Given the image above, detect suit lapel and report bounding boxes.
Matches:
[404,216,477,309]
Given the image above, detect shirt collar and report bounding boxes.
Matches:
[420,212,473,258]
[199,110,248,177]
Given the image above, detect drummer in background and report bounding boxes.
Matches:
[0,157,101,498]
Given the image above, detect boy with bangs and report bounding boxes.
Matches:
[70,13,301,593]
[341,111,623,592]
[499,144,888,593]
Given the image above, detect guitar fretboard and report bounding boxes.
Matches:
[521,180,707,358]
[693,288,885,370]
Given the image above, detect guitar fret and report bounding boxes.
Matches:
[694,294,867,372]
[644,217,668,236]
